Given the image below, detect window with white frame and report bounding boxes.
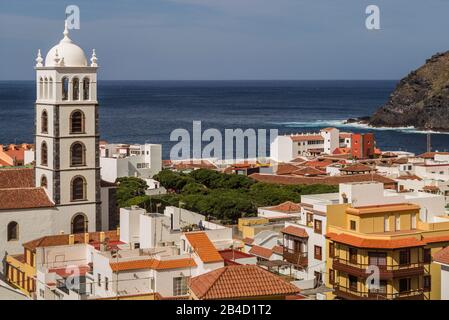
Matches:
[173,276,189,296]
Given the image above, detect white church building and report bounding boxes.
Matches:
[0,22,116,274]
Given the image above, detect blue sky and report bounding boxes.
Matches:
[0,0,448,80]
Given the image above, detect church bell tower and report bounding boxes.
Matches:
[34,21,101,232]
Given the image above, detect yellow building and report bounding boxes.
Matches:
[325,202,449,300]
[5,230,120,297]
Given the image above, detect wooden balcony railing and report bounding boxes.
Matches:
[332,257,425,279]
[283,249,308,267]
[333,284,424,300]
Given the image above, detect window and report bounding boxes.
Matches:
[369,280,387,294]
[329,242,335,258]
[44,77,48,99]
[423,275,431,291]
[105,277,109,291]
[41,141,48,166]
[350,220,356,231]
[395,214,400,231]
[40,175,47,188]
[83,78,90,100]
[41,110,48,133]
[399,249,410,265]
[349,248,357,264]
[411,213,417,230]
[72,213,87,234]
[39,77,43,99]
[62,77,69,100]
[70,110,85,133]
[423,248,431,264]
[39,289,45,298]
[150,278,155,291]
[71,176,86,201]
[349,275,358,291]
[306,213,313,225]
[7,221,19,241]
[70,142,86,166]
[329,269,335,284]
[368,252,387,267]
[48,78,53,99]
[314,245,322,260]
[399,278,411,293]
[173,277,189,296]
[97,274,101,287]
[314,219,322,234]
[384,215,389,232]
[72,78,80,100]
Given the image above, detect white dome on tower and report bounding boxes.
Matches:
[45,22,87,67]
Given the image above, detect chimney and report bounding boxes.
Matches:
[100,231,105,243]
[69,234,75,245]
[84,232,89,244]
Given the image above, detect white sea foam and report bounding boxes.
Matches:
[273,120,449,135]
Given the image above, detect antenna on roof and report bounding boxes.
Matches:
[427,133,432,153]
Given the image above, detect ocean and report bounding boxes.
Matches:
[0,80,448,159]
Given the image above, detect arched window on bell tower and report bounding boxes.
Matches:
[70,142,86,166]
[71,213,87,234]
[70,110,85,133]
[48,77,53,99]
[71,176,87,201]
[83,77,90,100]
[40,175,48,188]
[41,141,48,166]
[39,77,44,99]
[44,77,48,99]
[62,77,69,100]
[72,78,80,100]
[41,110,48,134]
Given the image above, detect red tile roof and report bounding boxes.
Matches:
[290,135,323,142]
[281,225,309,238]
[242,237,254,245]
[249,173,396,186]
[292,166,326,176]
[396,174,422,181]
[417,152,449,159]
[272,245,283,255]
[23,230,120,251]
[189,265,300,299]
[326,232,424,249]
[0,187,54,210]
[184,232,223,263]
[275,163,301,175]
[249,245,273,259]
[0,168,34,189]
[263,201,301,213]
[173,160,217,170]
[219,249,254,261]
[433,246,449,265]
[340,163,377,173]
[110,258,197,272]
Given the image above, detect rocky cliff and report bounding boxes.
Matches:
[368,51,449,131]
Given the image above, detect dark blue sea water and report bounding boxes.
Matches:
[0,80,448,159]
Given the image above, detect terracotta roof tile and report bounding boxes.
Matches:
[340,163,377,172]
[0,168,34,189]
[242,237,254,245]
[263,201,301,213]
[281,225,309,238]
[184,232,223,263]
[433,246,449,265]
[275,163,301,175]
[23,230,120,251]
[249,173,396,186]
[0,187,54,210]
[249,245,273,259]
[346,203,420,215]
[189,265,300,299]
[272,245,283,255]
[110,258,197,272]
[396,174,422,181]
[290,135,323,142]
[292,166,326,176]
[326,232,424,249]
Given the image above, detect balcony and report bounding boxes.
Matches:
[333,284,424,300]
[283,249,308,267]
[332,257,425,280]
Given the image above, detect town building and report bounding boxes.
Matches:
[100,142,162,182]
[270,128,352,162]
[188,265,301,300]
[324,182,449,300]
[432,246,449,300]
[0,144,34,167]
[0,22,115,275]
